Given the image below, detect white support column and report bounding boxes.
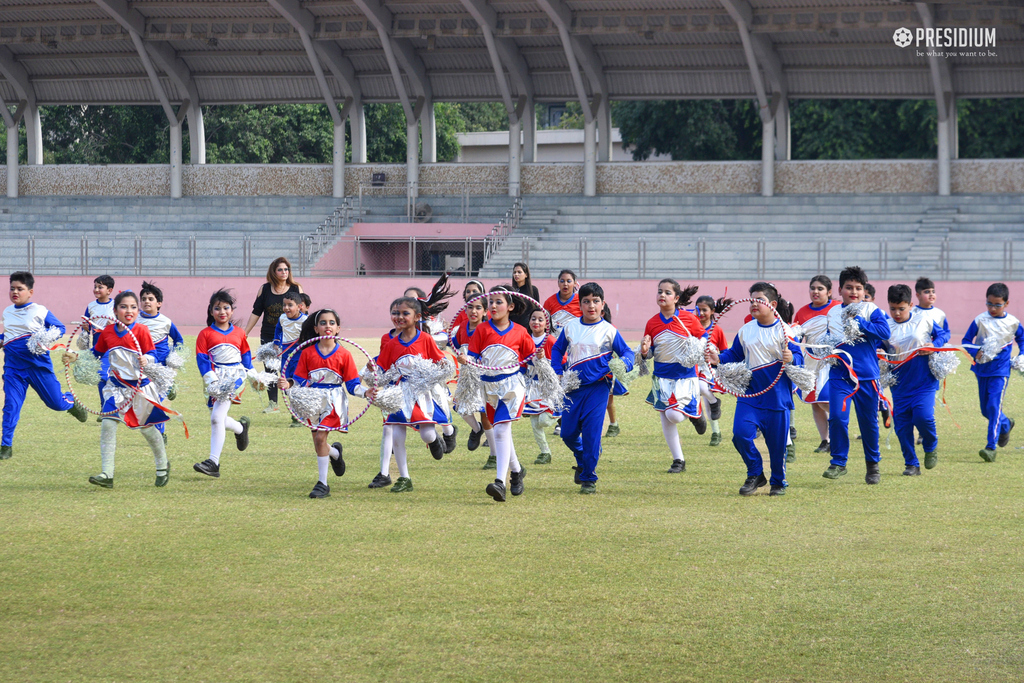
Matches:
[597,95,612,163]
[333,122,346,198]
[774,98,791,161]
[407,120,419,199]
[420,101,436,163]
[170,121,182,199]
[350,103,366,164]
[937,117,950,196]
[584,115,597,197]
[24,102,41,165]
[523,97,537,163]
[188,103,206,164]
[6,122,17,198]
[761,118,775,197]
[949,95,959,160]
[508,116,522,197]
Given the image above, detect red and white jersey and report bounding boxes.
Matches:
[704,322,728,354]
[196,324,251,374]
[543,292,582,332]
[467,321,535,374]
[794,300,840,345]
[531,332,557,360]
[643,310,706,380]
[294,343,360,389]
[453,320,481,353]
[377,329,446,374]
[95,321,155,383]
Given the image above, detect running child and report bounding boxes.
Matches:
[85,275,116,418]
[193,289,252,478]
[278,309,371,498]
[712,283,802,496]
[1,272,88,459]
[639,279,706,474]
[525,308,558,465]
[793,275,840,454]
[450,279,486,332]
[451,288,495,468]
[882,284,949,475]
[275,291,309,427]
[138,281,184,405]
[962,282,1024,462]
[695,294,728,446]
[543,269,581,333]
[552,282,635,494]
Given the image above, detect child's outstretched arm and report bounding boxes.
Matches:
[860,307,892,342]
[611,330,635,372]
[961,320,980,359]
[550,329,569,375]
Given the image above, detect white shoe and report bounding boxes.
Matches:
[553,426,561,437]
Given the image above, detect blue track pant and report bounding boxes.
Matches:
[977,376,1011,450]
[560,381,610,484]
[829,378,881,467]
[2,365,75,446]
[892,390,937,467]
[732,403,788,487]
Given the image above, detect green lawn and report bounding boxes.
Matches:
[1,338,1022,682]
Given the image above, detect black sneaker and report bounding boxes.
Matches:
[880,405,892,429]
[428,436,444,460]
[709,398,722,421]
[330,442,346,477]
[769,485,786,496]
[572,466,582,485]
[0,445,11,460]
[689,414,708,435]
[903,465,921,476]
[467,428,482,451]
[814,440,830,454]
[193,459,220,478]
[486,479,506,502]
[88,474,113,489]
[235,416,250,452]
[443,425,458,454]
[790,425,797,442]
[510,467,526,496]
[865,461,881,485]
[309,481,330,498]
[368,472,392,489]
[739,473,768,496]
[998,418,1014,447]
[668,459,686,474]
[68,401,89,423]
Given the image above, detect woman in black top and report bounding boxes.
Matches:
[243,256,304,411]
[509,262,540,329]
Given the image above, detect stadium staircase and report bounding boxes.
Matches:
[479,194,1024,280]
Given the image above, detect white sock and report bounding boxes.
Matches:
[100,418,118,476]
[379,425,393,476]
[609,422,618,427]
[225,416,243,435]
[329,445,341,459]
[463,413,481,432]
[317,456,329,485]
[419,425,438,445]
[509,440,522,474]
[442,423,454,436]
[141,425,167,472]
[484,428,496,456]
[661,413,684,462]
[493,422,513,480]
[393,426,410,478]
[711,419,721,435]
[209,399,239,465]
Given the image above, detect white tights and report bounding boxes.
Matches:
[661,411,685,463]
[391,424,438,479]
[209,399,243,465]
[491,421,522,481]
[99,418,167,477]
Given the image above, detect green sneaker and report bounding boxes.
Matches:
[481,454,496,470]
[262,401,279,414]
[155,469,169,487]
[0,445,11,460]
[979,448,996,463]
[579,482,597,494]
[289,416,304,428]
[534,452,551,465]
[605,424,620,437]
[390,476,413,493]
[709,432,722,447]
[68,401,89,423]
[89,474,113,489]
[167,385,177,401]
[924,450,938,470]
[786,444,796,464]
[822,465,847,479]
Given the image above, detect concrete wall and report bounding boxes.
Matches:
[27,275,1021,339]
[2,159,1021,196]
[455,128,671,163]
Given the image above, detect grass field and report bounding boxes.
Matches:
[1,336,1023,682]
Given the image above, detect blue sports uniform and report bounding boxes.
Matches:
[274,311,308,379]
[962,311,1024,450]
[86,299,115,405]
[824,301,892,468]
[719,320,804,488]
[1,302,77,447]
[138,312,183,365]
[882,313,950,467]
[551,317,634,484]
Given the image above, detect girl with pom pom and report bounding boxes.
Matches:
[277,309,375,499]
[373,295,455,493]
[457,286,537,502]
[695,294,730,447]
[880,284,950,475]
[962,282,1024,462]
[138,281,184,447]
[793,275,841,454]
[193,289,252,479]
[708,283,803,496]
[638,279,707,474]
[62,291,172,489]
[525,308,558,465]
[1,271,89,460]
[452,291,495,468]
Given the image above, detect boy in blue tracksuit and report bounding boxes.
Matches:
[1,272,88,459]
[962,282,1024,462]
[551,282,634,494]
[882,284,950,475]
[822,266,893,485]
[715,282,803,496]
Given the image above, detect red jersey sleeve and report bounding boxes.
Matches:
[134,324,155,354]
[93,326,112,355]
[543,334,556,360]
[710,325,728,352]
[677,310,706,338]
[339,347,359,382]
[294,346,311,383]
[417,332,445,362]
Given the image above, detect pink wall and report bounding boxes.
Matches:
[348,223,497,237]
[312,223,495,275]
[25,276,1021,340]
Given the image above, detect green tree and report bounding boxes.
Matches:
[958,98,1024,158]
[40,105,172,164]
[789,99,937,159]
[615,100,761,160]
[458,102,508,132]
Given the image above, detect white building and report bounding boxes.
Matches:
[455,128,671,163]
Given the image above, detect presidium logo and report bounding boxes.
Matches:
[893,26,996,49]
[893,27,913,48]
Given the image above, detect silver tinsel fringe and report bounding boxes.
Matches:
[286,387,323,423]
[255,341,282,373]
[929,350,961,381]
[247,368,279,392]
[878,359,898,389]
[716,362,752,395]
[142,360,177,395]
[976,336,1004,365]
[371,385,405,416]
[72,353,102,385]
[561,370,581,394]
[207,373,245,402]
[697,343,719,378]
[842,302,866,344]
[679,336,705,369]
[452,363,485,416]
[787,323,804,341]
[76,331,92,351]
[609,356,640,388]
[398,356,456,398]
[635,345,650,377]
[815,331,846,365]
[1012,354,1024,376]
[165,344,190,371]
[28,326,63,356]
[530,356,568,413]
[359,362,386,388]
[784,363,817,393]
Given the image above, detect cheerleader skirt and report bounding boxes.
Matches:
[796,356,831,404]
[102,379,171,429]
[482,374,527,425]
[383,381,452,427]
[645,375,702,417]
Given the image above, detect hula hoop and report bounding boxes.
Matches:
[705,297,789,399]
[445,290,549,372]
[279,334,377,432]
[63,315,144,417]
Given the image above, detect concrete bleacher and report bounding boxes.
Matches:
[480,194,1024,280]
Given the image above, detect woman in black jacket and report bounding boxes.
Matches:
[509,262,539,329]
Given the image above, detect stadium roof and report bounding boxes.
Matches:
[1,0,1021,106]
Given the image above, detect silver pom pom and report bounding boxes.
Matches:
[929,350,961,381]
[561,370,580,394]
[360,362,386,388]
[371,384,405,416]
[1013,354,1024,376]
[142,361,177,395]
[401,356,456,398]
[814,331,845,365]
[842,302,866,344]
[207,373,245,402]
[976,336,1004,365]
[609,356,640,388]
[28,326,63,356]
[529,356,568,413]
[72,353,102,386]
[165,344,190,371]
[784,363,816,394]
[697,343,719,378]
[247,368,279,392]
[787,323,804,341]
[76,331,92,351]
[255,342,282,373]
[878,359,898,389]
[287,387,324,424]
[716,362,752,395]
[452,363,485,416]
[679,336,705,368]
[635,346,650,377]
